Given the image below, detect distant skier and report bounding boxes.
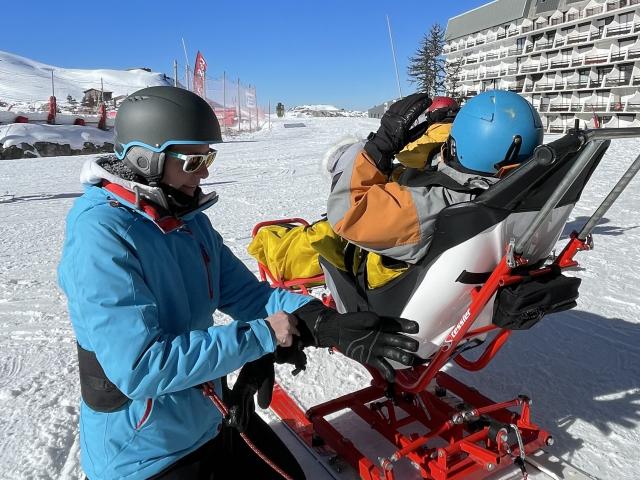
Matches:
[57,86,421,480]
[326,90,544,265]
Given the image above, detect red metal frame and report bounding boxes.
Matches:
[254,217,591,480]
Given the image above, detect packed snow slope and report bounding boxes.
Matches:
[0,116,639,479]
[0,50,173,109]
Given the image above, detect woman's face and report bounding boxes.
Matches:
[161,144,210,197]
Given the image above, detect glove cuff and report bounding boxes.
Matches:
[364,134,393,174]
[292,300,328,347]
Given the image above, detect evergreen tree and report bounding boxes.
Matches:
[407,23,445,97]
[444,57,464,100]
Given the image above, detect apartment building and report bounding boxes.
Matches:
[444,0,640,132]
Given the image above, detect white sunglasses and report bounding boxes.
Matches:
[166,148,217,173]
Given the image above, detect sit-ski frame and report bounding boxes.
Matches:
[257,128,640,480]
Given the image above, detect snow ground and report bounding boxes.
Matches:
[0,116,638,479]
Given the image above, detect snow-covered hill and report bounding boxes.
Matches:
[0,50,173,112]
[288,104,366,117]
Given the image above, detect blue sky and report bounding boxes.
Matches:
[0,0,489,111]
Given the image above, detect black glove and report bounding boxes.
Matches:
[427,105,460,124]
[224,354,275,432]
[364,93,433,174]
[293,301,420,382]
[274,337,308,375]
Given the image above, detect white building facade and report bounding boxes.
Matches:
[444,0,640,132]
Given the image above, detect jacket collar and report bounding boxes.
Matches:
[81,157,218,233]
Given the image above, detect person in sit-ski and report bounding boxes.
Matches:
[326,90,544,265]
[57,86,422,480]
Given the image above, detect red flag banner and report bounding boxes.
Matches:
[193,51,207,97]
[592,109,600,129]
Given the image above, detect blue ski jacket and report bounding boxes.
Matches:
[58,160,311,479]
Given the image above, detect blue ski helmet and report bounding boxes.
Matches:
[449,90,543,175]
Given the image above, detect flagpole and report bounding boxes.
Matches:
[386,14,403,100]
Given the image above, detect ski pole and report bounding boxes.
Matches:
[578,150,640,241]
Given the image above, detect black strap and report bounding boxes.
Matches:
[400,170,488,194]
[456,270,492,284]
[77,343,130,412]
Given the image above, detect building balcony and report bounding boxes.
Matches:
[583,103,608,111]
[550,59,571,69]
[550,18,563,27]
[629,49,640,59]
[524,84,535,92]
[555,38,567,48]
[535,41,554,51]
[485,52,500,61]
[633,76,640,85]
[509,83,525,92]
[627,103,640,111]
[497,32,507,40]
[534,83,554,91]
[566,80,590,89]
[610,102,626,111]
[521,64,540,73]
[605,77,632,87]
[590,30,604,41]
[606,23,635,37]
[508,47,524,56]
[584,55,608,65]
[607,0,640,11]
[567,33,589,45]
[610,52,627,62]
[549,104,572,112]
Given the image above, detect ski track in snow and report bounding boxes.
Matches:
[0,117,639,479]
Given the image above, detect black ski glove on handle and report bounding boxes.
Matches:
[364,93,433,174]
[293,301,420,382]
[224,354,275,432]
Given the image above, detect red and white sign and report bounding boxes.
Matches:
[193,51,207,97]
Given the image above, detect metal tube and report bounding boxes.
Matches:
[515,140,604,257]
[583,127,640,141]
[578,150,640,240]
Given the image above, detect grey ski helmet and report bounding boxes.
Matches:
[114,86,222,183]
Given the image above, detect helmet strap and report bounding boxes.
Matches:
[494,135,522,170]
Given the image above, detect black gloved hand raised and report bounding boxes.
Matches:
[364,93,433,174]
[293,301,420,382]
[224,354,275,432]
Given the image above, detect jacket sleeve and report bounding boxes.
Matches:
[326,148,423,252]
[215,230,313,328]
[62,216,307,400]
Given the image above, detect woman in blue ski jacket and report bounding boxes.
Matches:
[58,86,420,480]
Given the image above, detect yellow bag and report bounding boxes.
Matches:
[365,253,408,289]
[248,220,406,289]
[396,123,452,169]
[247,221,346,282]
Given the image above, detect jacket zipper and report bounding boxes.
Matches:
[200,244,214,299]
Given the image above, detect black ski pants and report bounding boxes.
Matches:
[147,412,306,480]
